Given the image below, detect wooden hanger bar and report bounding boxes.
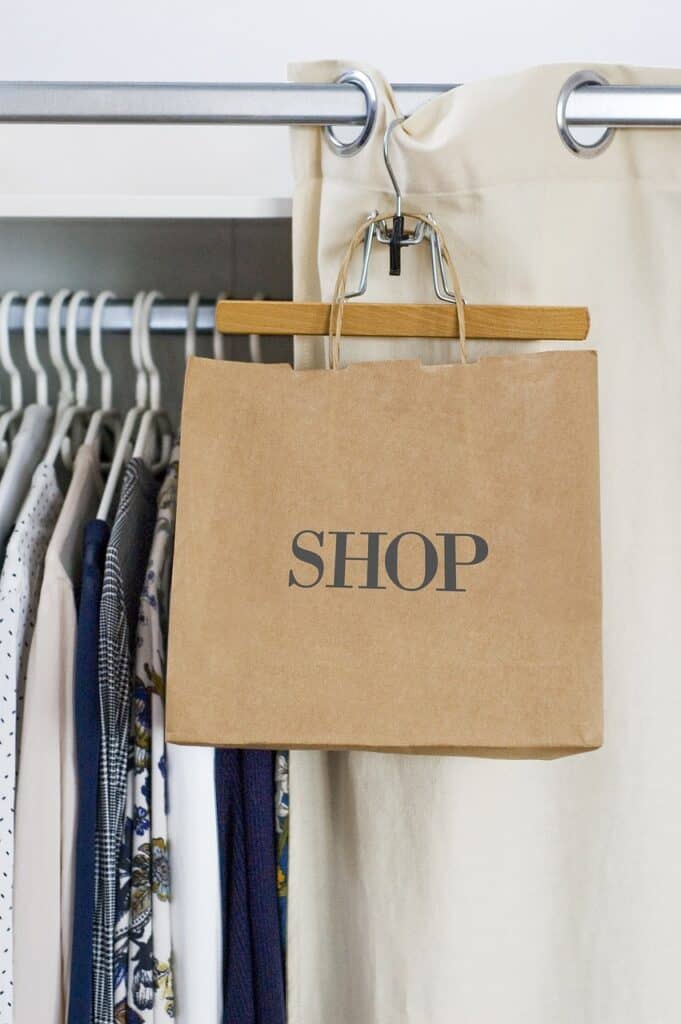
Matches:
[216,301,589,341]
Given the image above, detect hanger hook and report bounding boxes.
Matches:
[91,290,116,410]
[48,289,74,409]
[0,292,23,411]
[213,291,227,360]
[140,290,163,410]
[248,291,265,363]
[383,116,406,219]
[185,291,200,363]
[24,290,49,406]
[65,290,91,406]
[128,291,148,408]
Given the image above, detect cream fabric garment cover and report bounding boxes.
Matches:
[288,61,681,1024]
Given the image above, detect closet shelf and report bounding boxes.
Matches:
[0,194,292,219]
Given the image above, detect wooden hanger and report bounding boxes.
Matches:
[216,120,589,346]
[215,299,589,341]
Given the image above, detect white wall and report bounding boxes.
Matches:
[5,0,678,82]
[1,0,678,206]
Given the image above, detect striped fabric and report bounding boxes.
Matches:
[93,460,159,1024]
[67,519,109,1024]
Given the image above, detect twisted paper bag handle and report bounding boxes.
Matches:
[328,211,467,370]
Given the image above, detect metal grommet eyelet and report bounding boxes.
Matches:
[556,70,614,157]
[325,70,378,157]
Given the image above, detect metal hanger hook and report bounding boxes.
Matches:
[383,116,406,218]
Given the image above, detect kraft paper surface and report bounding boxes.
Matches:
[166,349,602,756]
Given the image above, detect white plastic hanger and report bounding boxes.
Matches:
[24,290,50,407]
[185,291,200,362]
[45,290,93,468]
[132,291,173,470]
[248,291,265,364]
[97,291,148,522]
[46,287,77,468]
[65,290,90,407]
[83,290,122,457]
[48,289,74,416]
[0,291,23,468]
[213,291,227,359]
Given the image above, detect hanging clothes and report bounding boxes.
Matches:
[215,750,252,1022]
[13,444,103,1024]
[127,445,178,1022]
[0,459,62,1023]
[0,405,53,567]
[215,749,285,1024]
[274,751,289,959]
[93,458,159,1024]
[67,517,110,1024]
[241,752,285,1024]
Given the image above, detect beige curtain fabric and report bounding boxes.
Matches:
[287,61,681,1024]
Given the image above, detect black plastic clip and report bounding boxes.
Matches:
[389,215,406,276]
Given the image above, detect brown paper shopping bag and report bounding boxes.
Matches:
[166,338,602,756]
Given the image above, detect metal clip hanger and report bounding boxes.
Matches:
[379,116,423,276]
[214,113,590,345]
[346,116,459,298]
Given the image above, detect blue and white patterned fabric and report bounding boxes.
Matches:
[93,459,158,1024]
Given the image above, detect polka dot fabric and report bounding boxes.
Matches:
[0,462,62,1022]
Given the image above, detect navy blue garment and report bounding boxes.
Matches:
[68,519,110,1024]
[216,749,254,1024]
[243,750,286,1023]
[215,749,285,1024]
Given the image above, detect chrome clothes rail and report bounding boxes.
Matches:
[7,298,221,334]
[0,80,444,125]
[0,71,680,156]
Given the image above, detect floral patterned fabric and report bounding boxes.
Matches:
[274,751,289,957]
[126,447,178,1022]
